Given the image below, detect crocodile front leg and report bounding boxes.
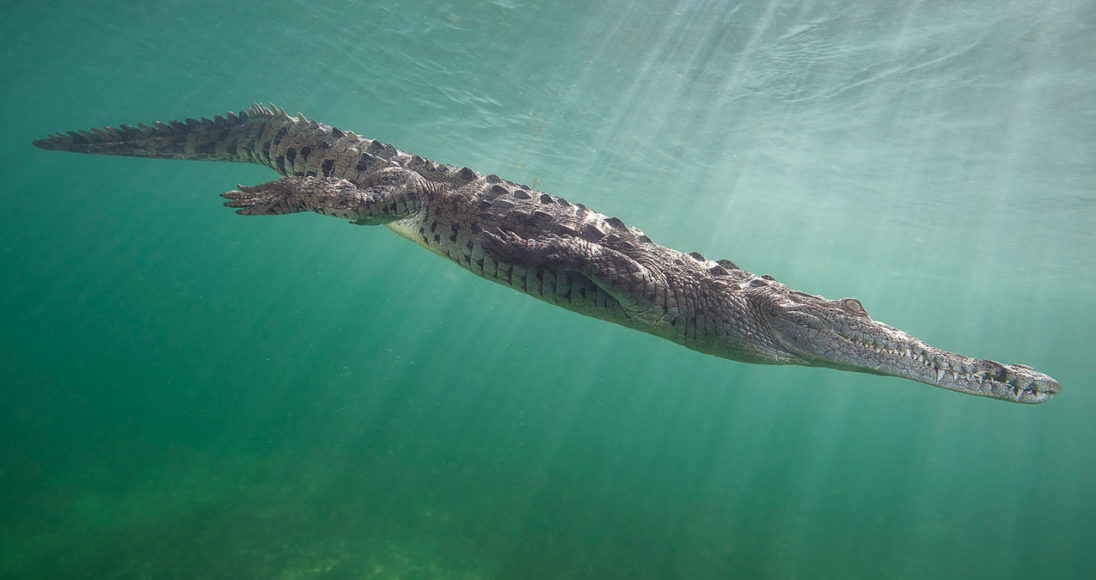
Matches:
[481,228,661,313]
[221,167,430,224]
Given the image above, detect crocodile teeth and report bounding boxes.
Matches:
[936,367,946,382]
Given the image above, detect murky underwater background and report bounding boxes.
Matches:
[2,0,1094,578]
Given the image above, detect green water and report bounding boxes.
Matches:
[2,1,1093,578]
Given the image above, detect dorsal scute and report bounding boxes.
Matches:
[247,103,293,120]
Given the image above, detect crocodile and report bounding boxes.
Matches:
[32,104,1060,404]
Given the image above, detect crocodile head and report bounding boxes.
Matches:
[747,284,1060,404]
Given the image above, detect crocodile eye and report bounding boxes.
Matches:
[842,298,867,315]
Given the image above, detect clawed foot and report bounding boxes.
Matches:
[221,179,306,215]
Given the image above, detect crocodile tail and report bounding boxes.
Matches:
[31,103,299,171]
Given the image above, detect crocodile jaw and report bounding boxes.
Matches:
[763,298,1060,404]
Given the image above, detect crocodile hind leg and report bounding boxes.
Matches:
[221,166,429,225]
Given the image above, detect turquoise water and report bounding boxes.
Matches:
[2,0,1094,577]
